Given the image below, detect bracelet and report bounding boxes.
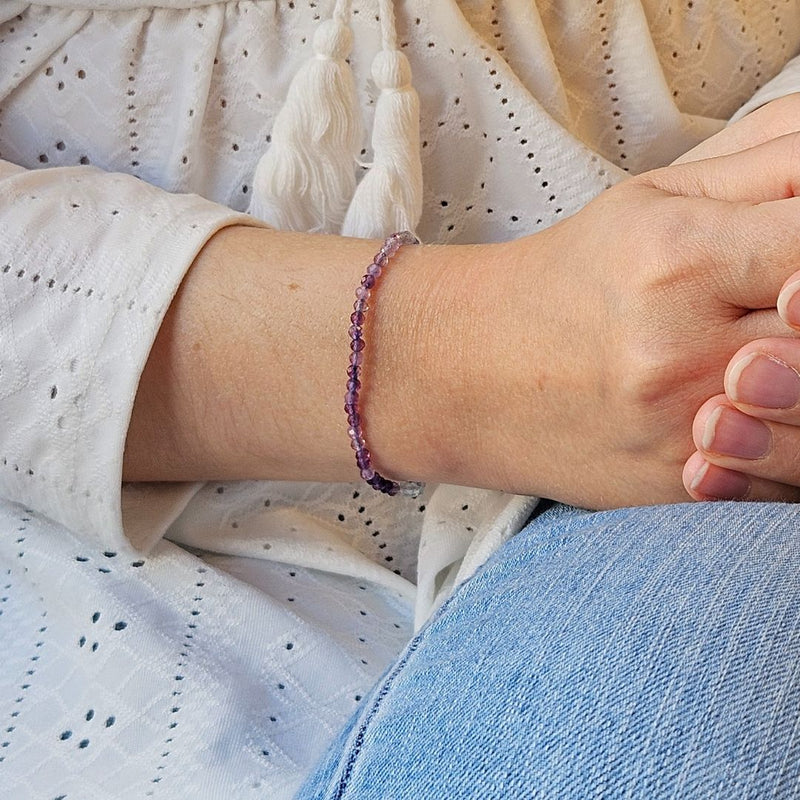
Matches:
[346,231,424,497]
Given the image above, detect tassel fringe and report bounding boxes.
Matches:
[248,9,362,233]
[248,0,423,239]
[342,1,423,239]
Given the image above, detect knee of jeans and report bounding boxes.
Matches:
[300,501,800,799]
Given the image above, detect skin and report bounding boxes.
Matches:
[676,94,800,502]
[124,96,800,510]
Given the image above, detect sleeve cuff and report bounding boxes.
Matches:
[0,162,265,549]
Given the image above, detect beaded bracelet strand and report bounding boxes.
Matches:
[346,231,424,497]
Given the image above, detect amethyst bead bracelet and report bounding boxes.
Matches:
[346,231,424,498]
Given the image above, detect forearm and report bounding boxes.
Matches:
[125,133,800,510]
[123,226,517,487]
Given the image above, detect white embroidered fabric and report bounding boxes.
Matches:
[1,1,800,797]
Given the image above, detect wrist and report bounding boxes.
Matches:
[362,236,531,492]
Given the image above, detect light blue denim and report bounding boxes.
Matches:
[298,501,800,799]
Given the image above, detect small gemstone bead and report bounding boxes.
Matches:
[346,232,422,498]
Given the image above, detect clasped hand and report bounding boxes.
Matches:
[489,96,800,508]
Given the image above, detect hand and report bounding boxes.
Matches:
[684,279,800,502]
[676,94,800,502]
[461,132,800,508]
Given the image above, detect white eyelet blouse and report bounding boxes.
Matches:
[1,1,798,797]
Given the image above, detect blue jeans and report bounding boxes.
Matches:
[297,501,800,798]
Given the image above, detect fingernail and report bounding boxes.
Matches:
[778,278,800,327]
[689,461,751,500]
[702,405,771,459]
[728,352,800,409]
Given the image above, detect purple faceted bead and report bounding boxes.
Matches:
[347,233,421,497]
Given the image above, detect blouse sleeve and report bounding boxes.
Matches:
[0,159,262,550]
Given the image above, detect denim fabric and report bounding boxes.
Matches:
[298,501,800,799]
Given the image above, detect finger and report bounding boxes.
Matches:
[724,339,800,423]
[642,131,800,204]
[708,196,800,310]
[673,94,800,166]
[693,393,800,491]
[683,449,800,503]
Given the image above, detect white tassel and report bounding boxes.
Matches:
[248,3,361,233]
[342,2,423,239]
